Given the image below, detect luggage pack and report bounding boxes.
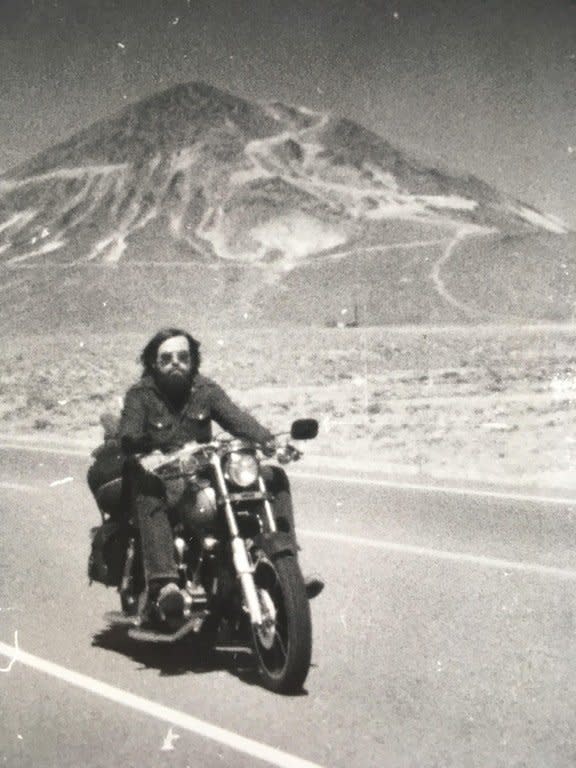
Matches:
[88,520,128,587]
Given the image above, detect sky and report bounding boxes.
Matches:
[1,0,575,226]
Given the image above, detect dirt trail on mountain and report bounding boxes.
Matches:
[322,236,448,264]
[430,228,501,319]
[431,232,477,319]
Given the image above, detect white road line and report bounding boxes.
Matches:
[0,641,326,768]
[0,632,18,673]
[0,442,89,458]
[0,481,38,492]
[291,470,576,506]
[1,440,575,505]
[2,455,573,581]
[301,529,576,580]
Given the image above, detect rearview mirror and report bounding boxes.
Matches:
[290,419,319,440]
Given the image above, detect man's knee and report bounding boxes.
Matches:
[128,464,165,500]
[135,493,167,517]
[86,463,102,496]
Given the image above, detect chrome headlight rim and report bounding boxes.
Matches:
[224,451,259,488]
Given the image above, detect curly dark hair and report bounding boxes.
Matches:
[140,327,201,375]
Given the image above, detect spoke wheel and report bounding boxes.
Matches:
[251,552,312,694]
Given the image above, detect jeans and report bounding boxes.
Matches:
[128,463,298,585]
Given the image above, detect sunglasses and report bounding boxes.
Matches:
[157,350,191,367]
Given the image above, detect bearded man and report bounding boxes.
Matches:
[117,327,323,626]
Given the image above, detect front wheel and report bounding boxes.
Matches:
[251,551,312,693]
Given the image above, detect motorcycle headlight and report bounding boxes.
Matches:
[225,452,259,488]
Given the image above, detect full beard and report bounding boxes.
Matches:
[155,368,193,406]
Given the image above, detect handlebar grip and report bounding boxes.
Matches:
[276,444,301,464]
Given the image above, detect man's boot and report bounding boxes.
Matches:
[140,580,185,627]
[304,575,324,600]
[156,582,185,621]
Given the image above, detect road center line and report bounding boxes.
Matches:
[0,641,325,768]
[291,470,576,506]
[301,529,576,580]
[2,439,576,505]
[1,442,576,580]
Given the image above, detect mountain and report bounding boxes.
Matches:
[0,81,572,332]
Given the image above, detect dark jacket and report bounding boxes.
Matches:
[118,373,273,455]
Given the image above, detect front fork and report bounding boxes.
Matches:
[211,456,269,626]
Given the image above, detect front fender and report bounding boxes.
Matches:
[253,531,296,559]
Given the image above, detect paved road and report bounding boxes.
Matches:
[1,445,576,768]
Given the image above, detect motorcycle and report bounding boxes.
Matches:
[89,418,319,694]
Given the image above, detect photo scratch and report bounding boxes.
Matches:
[161,727,181,752]
[0,631,19,673]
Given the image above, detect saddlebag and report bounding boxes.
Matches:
[88,521,128,587]
[87,440,126,520]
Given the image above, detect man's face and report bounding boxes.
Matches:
[154,335,193,398]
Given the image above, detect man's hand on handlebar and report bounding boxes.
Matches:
[262,438,279,458]
[262,439,301,463]
[277,443,302,464]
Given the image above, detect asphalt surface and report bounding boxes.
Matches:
[1,445,576,767]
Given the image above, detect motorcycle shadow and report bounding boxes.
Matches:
[91,621,261,684]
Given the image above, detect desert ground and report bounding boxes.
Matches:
[2,324,576,490]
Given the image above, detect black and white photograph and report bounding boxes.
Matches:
[1,1,575,765]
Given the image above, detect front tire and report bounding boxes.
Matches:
[251,551,312,693]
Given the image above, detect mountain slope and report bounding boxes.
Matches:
[0,81,571,332]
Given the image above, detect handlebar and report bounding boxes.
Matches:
[136,435,303,475]
[275,443,302,464]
